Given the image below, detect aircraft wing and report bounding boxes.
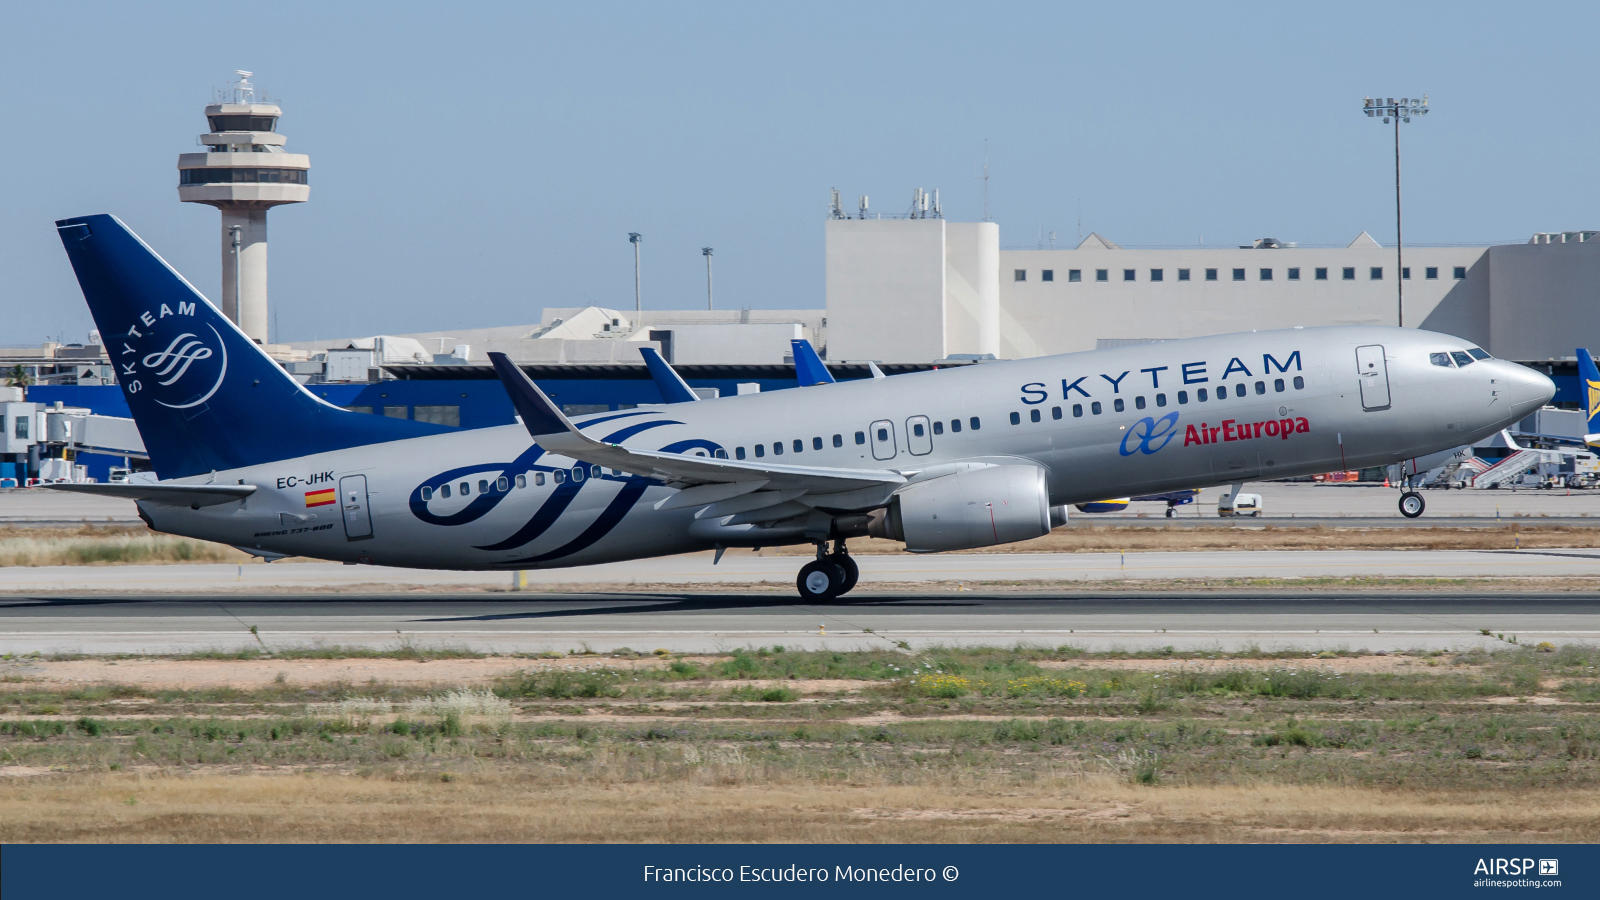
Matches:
[488,352,905,504]
[42,482,257,508]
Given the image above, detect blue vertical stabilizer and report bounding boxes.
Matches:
[638,346,698,403]
[791,339,835,386]
[55,214,452,479]
[1579,348,1600,443]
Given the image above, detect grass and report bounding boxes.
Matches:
[0,526,244,567]
[0,644,1596,842]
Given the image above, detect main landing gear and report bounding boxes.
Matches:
[797,540,859,601]
[1399,491,1425,518]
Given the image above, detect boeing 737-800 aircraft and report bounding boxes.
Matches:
[49,215,1556,600]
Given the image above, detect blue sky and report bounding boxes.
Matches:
[3,2,1596,344]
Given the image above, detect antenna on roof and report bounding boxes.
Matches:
[976,139,991,222]
[829,188,844,220]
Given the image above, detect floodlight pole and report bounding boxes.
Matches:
[628,232,642,313]
[1364,95,1428,328]
[702,247,714,310]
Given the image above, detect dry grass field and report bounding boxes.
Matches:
[1,644,1596,843]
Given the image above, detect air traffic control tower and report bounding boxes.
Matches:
[177,71,309,343]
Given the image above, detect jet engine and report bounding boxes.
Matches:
[869,464,1053,552]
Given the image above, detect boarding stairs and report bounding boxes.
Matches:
[1469,448,1559,489]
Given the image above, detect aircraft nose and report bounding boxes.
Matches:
[1502,361,1556,419]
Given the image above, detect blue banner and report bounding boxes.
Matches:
[3,843,1594,898]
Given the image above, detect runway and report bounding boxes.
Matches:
[4,590,1597,655]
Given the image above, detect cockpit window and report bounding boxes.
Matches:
[1429,352,1454,368]
[1467,347,1491,360]
[1451,351,1475,367]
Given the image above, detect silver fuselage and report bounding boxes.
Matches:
[140,326,1554,569]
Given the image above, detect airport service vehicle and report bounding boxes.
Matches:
[1075,489,1201,518]
[47,215,1557,600]
[1216,492,1263,517]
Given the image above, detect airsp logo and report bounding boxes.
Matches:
[116,301,229,409]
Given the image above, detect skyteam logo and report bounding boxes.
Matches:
[116,301,229,409]
[1120,412,1180,456]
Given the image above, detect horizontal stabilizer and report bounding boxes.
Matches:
[43,482,256,508]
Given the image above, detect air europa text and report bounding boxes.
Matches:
[1185,416,1310,446]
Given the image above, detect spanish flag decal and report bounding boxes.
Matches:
[305,488,337,508]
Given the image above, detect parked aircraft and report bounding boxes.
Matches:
[47,215,1556,600]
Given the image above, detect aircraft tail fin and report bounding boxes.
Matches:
[791,339,835,386]
[1579,349,1600,445]
[55,214,451,479]
[638,346,698,403]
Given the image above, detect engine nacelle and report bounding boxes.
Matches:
[870,464,1052,552]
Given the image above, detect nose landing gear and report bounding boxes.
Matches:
[796,540,859,601]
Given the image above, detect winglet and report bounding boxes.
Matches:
[866,361,886,380]
[791,339,836,386]
[639,346,699,403]
[488,352,572,438]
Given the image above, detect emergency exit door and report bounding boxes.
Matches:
[1355,344,1391,410]
[339,475,373,541]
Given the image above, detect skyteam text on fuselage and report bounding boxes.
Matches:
[47,215,1557,600]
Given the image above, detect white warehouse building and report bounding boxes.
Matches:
[825,208,1599,366]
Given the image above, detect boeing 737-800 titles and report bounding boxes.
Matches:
[49,215,1556,600]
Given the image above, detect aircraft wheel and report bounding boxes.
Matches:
[829,553,860,595]
[1164,508,1175,518]
[1399,491,1425,518]
[797,559,845,602]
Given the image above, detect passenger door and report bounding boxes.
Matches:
[905,415,933,456]
[869,419,897,461]
[1356,344,1391,410]
[339,474,374,541]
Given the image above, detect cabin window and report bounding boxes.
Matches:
[1113,398,1125,412]
[914,421,928,435]
[1274,378,1286,391]
[1293,376,1305,389]
[736,446,746,459]
[1051,406,1062,419]
[496,476,508,492]
[459,481,471,495]
[1134,396,1146,410]
[774,441,784,455]
[1010,412,1021,425]
[1235,383,1247,398]
[714,449,727,459]
[535,472,545,486]
[421,486,433,501]
[591,465,602,478]
[1177,391,1188,404]
[793,439,803,453]
[1255,381,1266,395]
[833,433,843,447]
[1155,393,1167,407]
[855,431,866,444]
[553,471,565,484]
[876,427,889,442]
[812,436,823,450]
[969,417,981,430]
[515,474,526,489]
[1091,401,1103,415]
[755,445,765,458]
[571,466,585,482]
[1073,404,1083,417]
[1029,409,1040,423]
[1198,388,1208,402]
[440,484,451,498]
[479,479,490,494]
[933,421,944,434]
